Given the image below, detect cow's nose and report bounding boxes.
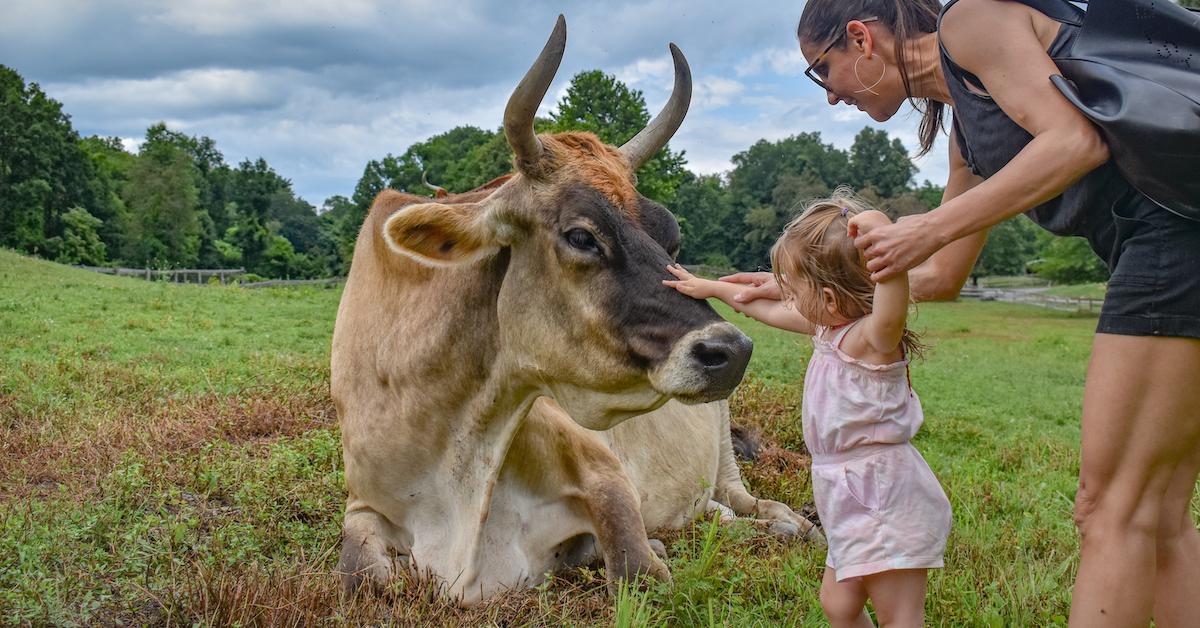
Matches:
[688,330,752,395]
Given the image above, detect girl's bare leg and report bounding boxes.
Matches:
[821,567,874,628]
[862,568,927,628]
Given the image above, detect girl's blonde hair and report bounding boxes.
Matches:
[769,187,925,359]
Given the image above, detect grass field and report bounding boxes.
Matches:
[0,249,1124,625]
[1039,283,1107,300]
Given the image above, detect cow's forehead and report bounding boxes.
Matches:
[541,132,640,220]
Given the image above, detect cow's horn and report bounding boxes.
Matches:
[504,14,566,175]
[619,43,692,170]
[421,171,448,198]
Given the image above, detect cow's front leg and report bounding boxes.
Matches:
[583,476,671,588]
[336,503,408,593]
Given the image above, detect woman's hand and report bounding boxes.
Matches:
[853,213,948,283]
[718,271,782,304]
[663,264,719,299]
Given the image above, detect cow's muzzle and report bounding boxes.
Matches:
[650,322,753,403]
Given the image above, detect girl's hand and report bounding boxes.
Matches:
[663,264,717,299]
[846,209,892,238]
[853,213,946,282]
[718,271,782,303]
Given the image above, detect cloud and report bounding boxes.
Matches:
[2,0,951,204]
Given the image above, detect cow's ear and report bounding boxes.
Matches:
[382,202,499,267]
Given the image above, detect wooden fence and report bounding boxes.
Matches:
[74,266,245,284]
[960,286,1103,314]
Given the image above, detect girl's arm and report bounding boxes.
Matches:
[847,211,910,356]
[663,265,816,335]
[855,0,1108,283]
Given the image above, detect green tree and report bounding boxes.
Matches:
[972,215,1042,282]
[78,136,135,260]
[1032,236,1109,284]
[51,207,108,266]
[672,173,737,266]
[122,140,202,266]
[550,70,688,205]
[847,127,916,198]
[1179,0,1199,9]
[0,65,99,256]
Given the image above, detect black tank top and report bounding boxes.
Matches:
[938,0,1135,256]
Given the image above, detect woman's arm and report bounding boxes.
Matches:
[663,265,816,335]
[907,131,988,301]
[856,0,1108,282]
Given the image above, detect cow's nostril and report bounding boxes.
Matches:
[691,341,730,369]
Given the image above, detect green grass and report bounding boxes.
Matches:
[1039,283,1107,300]
[976,275,1051,289]
[0,248,1133,625]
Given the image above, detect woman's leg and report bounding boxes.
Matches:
[1151,443,1200,627]
[1069,334,1200,627]
[861,569,927,628]
[820,567,874,628]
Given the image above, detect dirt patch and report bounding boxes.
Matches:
[0,385,335,500]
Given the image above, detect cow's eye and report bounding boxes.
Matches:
[565,228,600,253]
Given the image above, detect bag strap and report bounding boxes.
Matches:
[1005,0,1085,27]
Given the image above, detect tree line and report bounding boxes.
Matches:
[0,64,1106,283]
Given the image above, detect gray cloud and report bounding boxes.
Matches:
[2,0,950,204]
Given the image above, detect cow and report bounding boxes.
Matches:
[331,15,821,604]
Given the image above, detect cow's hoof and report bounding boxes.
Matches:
[648,538,668,561]
[336,534,406,595]
[767,520,800,538]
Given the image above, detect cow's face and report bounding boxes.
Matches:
[381,133,751,429]
[377,16,751,430]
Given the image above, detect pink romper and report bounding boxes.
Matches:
[804,322,952,581]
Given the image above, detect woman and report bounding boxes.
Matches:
[724,1,1200,625]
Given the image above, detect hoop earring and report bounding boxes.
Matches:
[853,54,886,96]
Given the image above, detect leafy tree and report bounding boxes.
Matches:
[913,180,945,208]
[1031,236,1109,283]
[550,70,688,205]
[972,215,1042,282]
[672,173,736,265]
[728,133,850,211]
[122,139,202,266]
[0,65,99,255]
[847,127,916,198]
[51,207,108,265]
[1180,0,1199,9]
[78,136,135,260]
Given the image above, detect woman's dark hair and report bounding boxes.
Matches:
[797,0,944,156]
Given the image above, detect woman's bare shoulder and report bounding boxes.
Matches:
[940,0,1052,76]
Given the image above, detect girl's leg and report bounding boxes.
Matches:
[820,567,874,628]
[861,569,927,628]
[1152,442,1200,627]
[1069,334,1200,627]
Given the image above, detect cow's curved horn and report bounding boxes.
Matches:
[421,171,448,198]
[503,14,566,175]
[619,44,692,170]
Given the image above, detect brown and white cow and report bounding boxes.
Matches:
[331,15,821,604]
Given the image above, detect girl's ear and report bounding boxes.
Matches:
[822,287,840,317]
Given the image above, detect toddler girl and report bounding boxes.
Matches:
[663,190,951,627]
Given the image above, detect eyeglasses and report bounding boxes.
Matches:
[803,17,879,92]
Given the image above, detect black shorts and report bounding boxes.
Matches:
[1096,191,1200,339]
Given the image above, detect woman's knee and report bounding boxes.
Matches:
[1073,472,1170,542]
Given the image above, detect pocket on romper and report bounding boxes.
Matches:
[843,459,881,515]
[1108,196,1160,286]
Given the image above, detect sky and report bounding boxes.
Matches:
[0,0,950,207]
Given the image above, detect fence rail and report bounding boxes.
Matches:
[74,266,245,284]
[239,277,345,289]
[960,286,1103,314]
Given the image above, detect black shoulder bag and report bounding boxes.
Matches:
[1010,0,1200,222]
